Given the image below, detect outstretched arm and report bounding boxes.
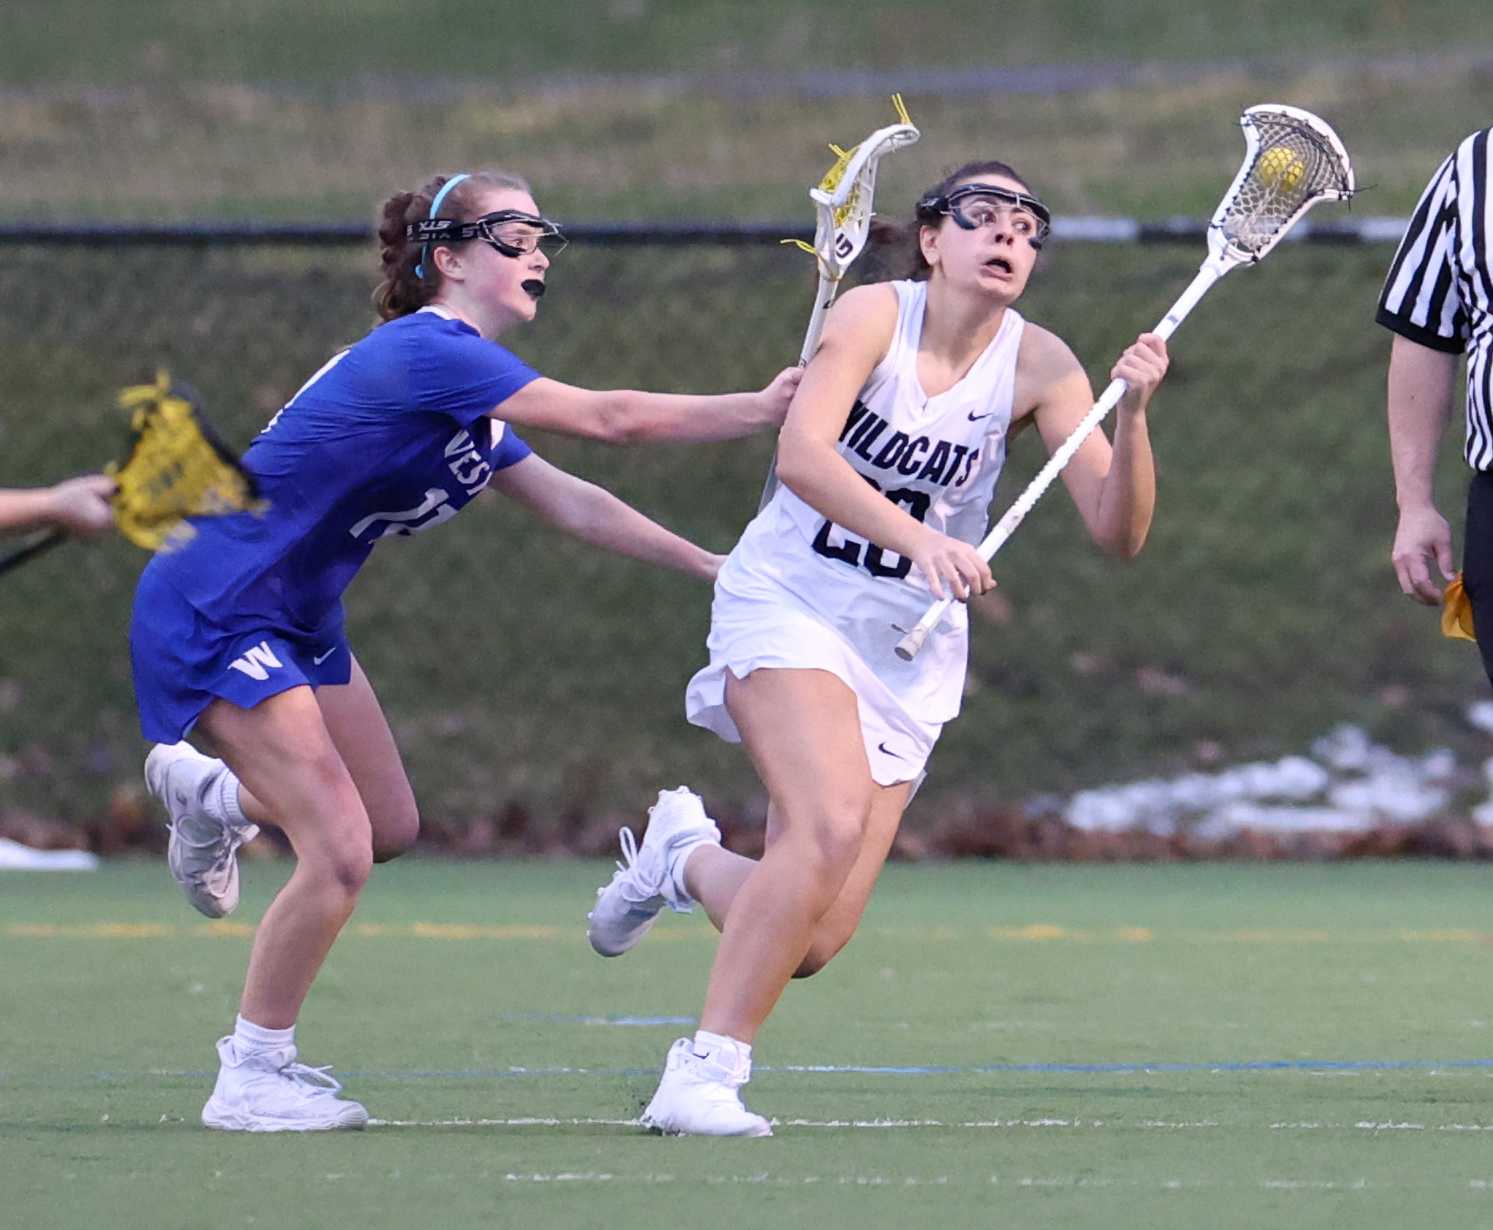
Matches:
[487,454,722,581]
[491,368,802,446]
[0,475,115,536]
[1387,334,1461,605]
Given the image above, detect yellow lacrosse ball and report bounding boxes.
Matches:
[1258,145,1306,191]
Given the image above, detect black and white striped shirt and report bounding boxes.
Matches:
[1377,128,1493,469]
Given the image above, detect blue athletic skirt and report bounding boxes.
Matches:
[130,566,352,744]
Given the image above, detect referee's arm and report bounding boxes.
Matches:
[1378,142,1472,604]
[1387,335,1459,604]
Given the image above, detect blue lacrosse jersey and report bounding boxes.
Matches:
[145,308,538,634]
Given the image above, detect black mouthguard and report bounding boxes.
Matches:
[522,279,547,299]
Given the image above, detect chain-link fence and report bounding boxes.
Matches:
[0,237,1477,850]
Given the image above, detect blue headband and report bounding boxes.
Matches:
[414,173,471,279]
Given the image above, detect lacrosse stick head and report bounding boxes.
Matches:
[110,370,265,550]
[808,115,921,281]
[1206,104,1355,268]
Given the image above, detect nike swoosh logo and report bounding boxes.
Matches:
[877,741,907,761]
[313,647,338,665]
[967,410,993,421]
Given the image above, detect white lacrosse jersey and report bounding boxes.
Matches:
[703,279,1024,730]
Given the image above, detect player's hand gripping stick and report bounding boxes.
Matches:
[893,284,1204,660]
[894,104,1355,661]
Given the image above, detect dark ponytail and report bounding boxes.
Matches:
[867,159,1037,282]
[374,169,533,320]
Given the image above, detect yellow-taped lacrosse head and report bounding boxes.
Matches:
[800,96,920,280]
[803,142,873,247]
[109,370,264,550]
[816,143,856,202]
[812,98,914,216]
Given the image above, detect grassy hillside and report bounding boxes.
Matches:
[0,238,1479,834]
[0,41,1490,223]
[1,0,1490,84]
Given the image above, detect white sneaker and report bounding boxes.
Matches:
[145,741,259,919]
[642,1037,772,1137]
[202,1036,368,1132]
[587,787,721,957]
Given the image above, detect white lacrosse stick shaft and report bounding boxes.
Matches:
[796,255,841,367]
[893,104,1354,661]
[893,266,1218,660]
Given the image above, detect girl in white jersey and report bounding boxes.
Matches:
[587,161,1170,1135]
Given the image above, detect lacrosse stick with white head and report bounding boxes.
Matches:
[894,104,1355,660]
[759,97,920,507]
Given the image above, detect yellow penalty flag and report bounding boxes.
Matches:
[1442,572,1477,642]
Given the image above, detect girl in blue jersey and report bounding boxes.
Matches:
[132,169,799,1132]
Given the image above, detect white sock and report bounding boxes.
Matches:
[692,1029,751,1080]
[210,770,248,828]
[664,828,720,910]
[227,1015,294,1064]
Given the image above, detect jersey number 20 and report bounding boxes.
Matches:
[811,478,931,579]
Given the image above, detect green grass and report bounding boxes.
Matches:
[8,859,1493,1227]
[1,0,1489,85]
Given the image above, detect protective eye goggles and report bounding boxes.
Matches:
[406,210,569,261]
[916,183,1052,247]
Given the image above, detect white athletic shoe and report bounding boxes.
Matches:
[202,1037,368,1132]
[587,787,721,957]
[145,741,259,919]
[642,1037,772,1137]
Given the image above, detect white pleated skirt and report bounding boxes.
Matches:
[685,577,944,788]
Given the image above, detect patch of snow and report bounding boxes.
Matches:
[0,836,98,870]
[1064,725,1464,837]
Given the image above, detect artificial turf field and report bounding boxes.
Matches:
[8,860,1493,1227]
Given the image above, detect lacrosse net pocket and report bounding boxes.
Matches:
[1217,107,1356,258]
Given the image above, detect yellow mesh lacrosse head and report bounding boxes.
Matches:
[108,370,264,550]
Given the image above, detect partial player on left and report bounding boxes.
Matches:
[0,475,115,539]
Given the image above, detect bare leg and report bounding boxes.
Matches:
[198,687,372,1030]
[696,667,909,1043]
[315,656,419,861]
[682,844,756,932]
[207,657,418,864]
[794,783,909,973]
[685,783,908,974]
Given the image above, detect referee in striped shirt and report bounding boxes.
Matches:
[1381,127,1493,680]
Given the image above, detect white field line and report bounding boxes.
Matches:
[472,1172,1391,1190]
[80,1061,1493,1085]
[1275,1121,1493,1131]
[13,921,1493,944]
[369,1116,640,1127]
[366,1115,1492,1132]
[1264,1179,1370,1189]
